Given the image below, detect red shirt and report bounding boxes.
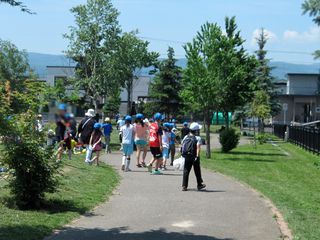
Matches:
[149,122,162,147]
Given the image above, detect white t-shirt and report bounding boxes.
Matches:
[162,131,170,148]
[117,119,125,128]
[120,124,134,144]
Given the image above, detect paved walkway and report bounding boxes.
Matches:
[46,152,280,240]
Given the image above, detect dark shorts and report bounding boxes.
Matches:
[150,147,162,159]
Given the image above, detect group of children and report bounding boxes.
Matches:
[53,105,205,191]
[118,112,179,174]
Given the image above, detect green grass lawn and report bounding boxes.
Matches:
[202,142,320,240]
[0,154,119,240]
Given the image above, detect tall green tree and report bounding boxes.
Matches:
[182,22,222,158]
[214,17,257,129]
[183,17,256,158]
[115,31,159,114]
[64,0,121,111]
[253,28,281,131]
[148,47,182,117]
[302,0,320,59]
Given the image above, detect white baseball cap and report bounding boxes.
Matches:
[85,109,95,117]
[190,122,202,131]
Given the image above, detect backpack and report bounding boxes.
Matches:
[181,135,197,157]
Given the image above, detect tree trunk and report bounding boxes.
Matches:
[126,79,133,115]
[204,111,211,159]
[224,111,230,129]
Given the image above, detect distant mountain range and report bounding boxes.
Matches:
[27,52,319,80]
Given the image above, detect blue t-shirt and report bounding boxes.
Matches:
[170,132,176,145]
[102,123,113,136]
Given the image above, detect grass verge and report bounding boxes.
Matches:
[202,142,320,240]
[0,154,119,240]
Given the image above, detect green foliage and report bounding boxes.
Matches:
[115,31,159,114]
[0,40,59,208]
[253,28,281,116]
[103,89,121,116]
[64,0,122,109]
[149,47,182,116]
[302,0,320,59]
[256,133,268,144]
[219,128,240,153]
[250,90,271,120]
[1,115,59,208]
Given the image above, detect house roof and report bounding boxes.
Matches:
[287,73,320,77]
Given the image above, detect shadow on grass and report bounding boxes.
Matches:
[1,197,89,215]
[44,226,234,240]
[223,158,275,163]
[229,151,286,157]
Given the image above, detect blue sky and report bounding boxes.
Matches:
[0,0,319,64]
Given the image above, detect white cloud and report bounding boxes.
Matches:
[283,27,320,43]
[251,28,278,45]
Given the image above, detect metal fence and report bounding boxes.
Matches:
[273,124,287,139]
[288,126,320,155]
[273,124,320,154]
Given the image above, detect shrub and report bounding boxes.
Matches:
[1,112,60,208]
[256,133,268,144]
[219,128,240,153]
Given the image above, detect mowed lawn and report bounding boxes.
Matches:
[202,142,320,240]
[0,154,119,240]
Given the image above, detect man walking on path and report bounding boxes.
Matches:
[181,122,206,191]
[147,113,163,175]
[78,109,96,163]
[120,116,134,172]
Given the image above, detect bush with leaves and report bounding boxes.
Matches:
[0,70,60,208]
[1,113,60,208]
[219,128,240,153]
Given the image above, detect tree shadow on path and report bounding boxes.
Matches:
[48,226,234,240]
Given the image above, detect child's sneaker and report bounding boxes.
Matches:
[147,164,153,173]
[152,169,162,175]
[121,165,125,171]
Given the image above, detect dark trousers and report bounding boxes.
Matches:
[182,155,203,188]
[169,144,176,164]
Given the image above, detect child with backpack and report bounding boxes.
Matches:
[181,122,206,191]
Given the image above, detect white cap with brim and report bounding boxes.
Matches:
[85,109,95,117]
[190,122,202,131]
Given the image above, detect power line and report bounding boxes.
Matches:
[140,35,315,56]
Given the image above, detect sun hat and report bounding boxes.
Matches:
[189,122,202,131]
[58,103,67,111]
[105,117,111,122]
[172,128,178,132]
[94,123,102,129]
[85,109,95,117]
[136,113,144,120]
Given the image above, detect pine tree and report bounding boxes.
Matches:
[254,28,281,118]
[148,47,182,117]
